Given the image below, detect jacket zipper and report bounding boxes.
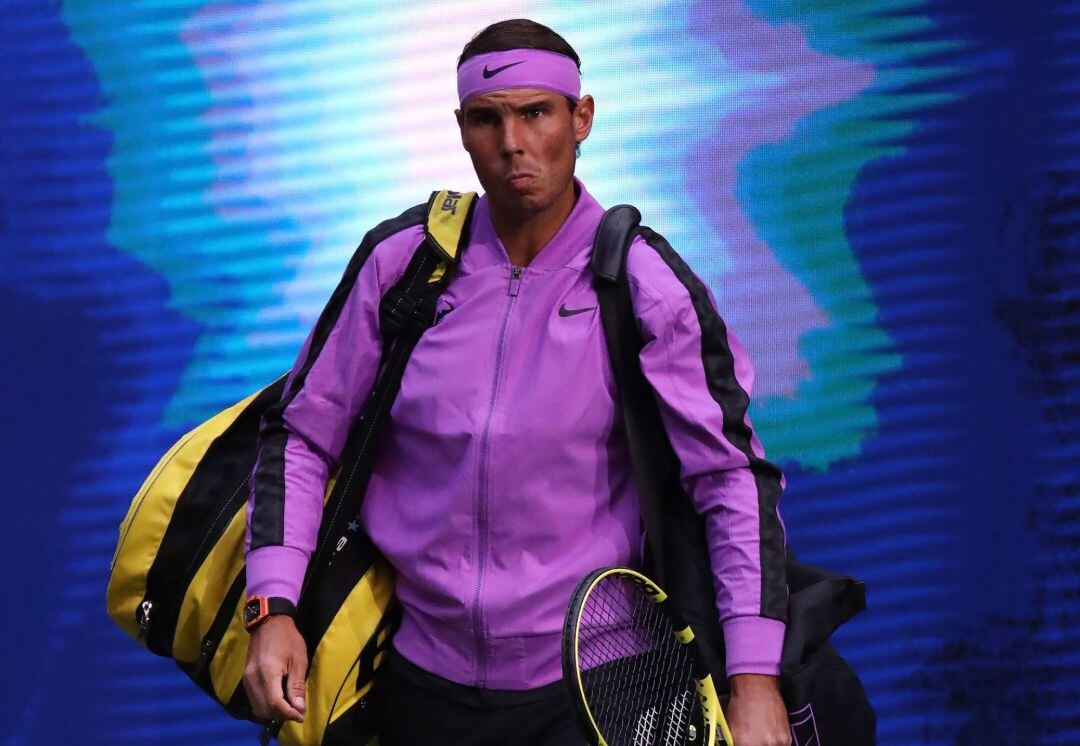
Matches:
[472,265,523,686]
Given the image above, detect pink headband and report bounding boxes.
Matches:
[457,49,581,106]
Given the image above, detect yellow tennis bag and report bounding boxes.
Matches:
[106,190,478,746]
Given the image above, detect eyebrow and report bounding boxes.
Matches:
[464,99,553,119]
[516,99,553,113]
[465,105,498,119]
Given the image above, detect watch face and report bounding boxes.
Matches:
[243,598,263,627]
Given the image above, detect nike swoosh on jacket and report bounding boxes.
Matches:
[245,177,788,689]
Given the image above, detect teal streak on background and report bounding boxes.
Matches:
[741,0,968,469]
[62,0,314,427]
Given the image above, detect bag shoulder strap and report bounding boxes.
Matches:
[590,204,641,283]
[591,205,730,683]
[590,205,670,579]
[301,189,477,603]
[378,189,478,340]
[425,190,477,262]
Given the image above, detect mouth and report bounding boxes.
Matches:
[507,172,537,189]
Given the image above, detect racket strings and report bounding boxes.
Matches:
[577,576,702,745]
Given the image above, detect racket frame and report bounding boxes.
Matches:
[562,566,733,746]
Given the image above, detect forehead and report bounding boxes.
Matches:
[462,87,564,112]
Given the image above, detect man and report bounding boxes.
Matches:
[242,18,792,746]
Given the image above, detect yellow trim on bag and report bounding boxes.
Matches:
[208,583,251,701]
[106,388,262,640]
[426,190,477,260]
[175,467,339,663]
[174,503,247,662]
[326,623,392,732]
[427,262,446,285]
[277,557,395,746]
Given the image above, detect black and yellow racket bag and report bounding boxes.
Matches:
[106,190,478,746]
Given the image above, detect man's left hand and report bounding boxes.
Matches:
[725,673,791,746]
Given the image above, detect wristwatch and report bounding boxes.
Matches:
[243,595,297,631]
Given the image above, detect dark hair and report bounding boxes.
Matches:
[458,19,584,156]
[458,19,581,71]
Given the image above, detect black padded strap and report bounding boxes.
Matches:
[592,205,729,686]
[300,230,465,607]
[590,204,642,284]
[591,205,671,582]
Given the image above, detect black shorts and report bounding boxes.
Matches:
[373,645,586,746]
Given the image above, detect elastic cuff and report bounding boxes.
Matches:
[723,616,785,677]
[245,545,310,605]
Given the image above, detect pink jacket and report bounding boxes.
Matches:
[245,178,788,689]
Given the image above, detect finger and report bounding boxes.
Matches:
[253,660,300,721]
[267,681,304,724]
[256,664,303,723]
[285,656,308,714]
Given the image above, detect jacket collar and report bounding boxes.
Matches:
[465,176,606,272]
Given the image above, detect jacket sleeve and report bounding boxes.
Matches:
[626,230,788,677]
[244,221,425,605]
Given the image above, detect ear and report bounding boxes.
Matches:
[454,108,468,150]
[573,95,595,145]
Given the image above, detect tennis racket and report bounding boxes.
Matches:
[562,566,734,746]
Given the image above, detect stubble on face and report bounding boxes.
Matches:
[456,89,589,221]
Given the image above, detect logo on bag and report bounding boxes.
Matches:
[788,703,820,746]
[441,191,463,215]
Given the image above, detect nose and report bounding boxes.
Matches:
[500,116,524,156]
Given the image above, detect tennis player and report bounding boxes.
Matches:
[242,18,792,746]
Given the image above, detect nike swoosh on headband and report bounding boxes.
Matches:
[558,303,595,317]
[482,61,525,79]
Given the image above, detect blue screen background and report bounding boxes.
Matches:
[2,1,1077,743]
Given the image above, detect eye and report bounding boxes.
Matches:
[469,110,498,126]
[524,106,544,120]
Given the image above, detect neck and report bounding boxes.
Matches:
[489,179,578,267]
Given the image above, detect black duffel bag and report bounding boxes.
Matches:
[780,558,876,745]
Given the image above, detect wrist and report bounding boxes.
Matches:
[729,672,782,696]
[243,595,297,632]
[249,614,298,637]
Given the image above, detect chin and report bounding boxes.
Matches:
[498,187,549,214]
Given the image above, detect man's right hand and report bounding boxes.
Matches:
[242,615,309,724]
